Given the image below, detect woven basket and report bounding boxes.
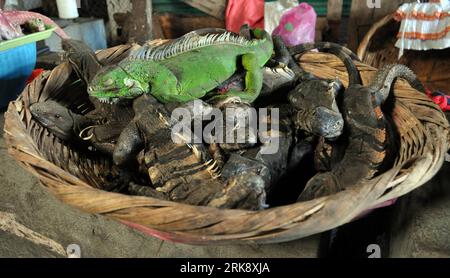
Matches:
[357,14,450,93]
[4,44,449,244]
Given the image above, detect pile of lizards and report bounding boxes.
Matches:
[29,26,425,210]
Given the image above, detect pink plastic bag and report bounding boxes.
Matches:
[225,0,264,33]
[272,3,317,46]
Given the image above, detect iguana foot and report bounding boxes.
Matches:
[208,172,268,210]
[217,102,258,151]
[208,143,226,178]
[220,153,271,187]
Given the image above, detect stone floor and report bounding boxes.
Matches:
[1,111,449,258]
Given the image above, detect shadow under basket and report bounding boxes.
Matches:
[357,14,450,93]
[4,44,450,244]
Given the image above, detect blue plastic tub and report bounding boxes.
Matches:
[0,42,37,109]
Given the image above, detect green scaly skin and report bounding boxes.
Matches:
[88,28,273,104]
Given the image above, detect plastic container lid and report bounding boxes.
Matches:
[0,26,56,52]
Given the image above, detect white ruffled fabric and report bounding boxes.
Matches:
[395,0,450,58]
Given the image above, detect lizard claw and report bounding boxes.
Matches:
[204,159,222,179]
[206,160,218,171]
[274,62,288,69]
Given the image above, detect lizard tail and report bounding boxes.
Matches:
[290,42,360,61]
[369,64,425,105]
[288,42,362,86]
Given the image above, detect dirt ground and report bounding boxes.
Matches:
[1,111,449,258]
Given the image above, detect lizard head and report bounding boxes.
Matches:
[88,65,148,104]
[30,101,75,141]
[289,79,344,140]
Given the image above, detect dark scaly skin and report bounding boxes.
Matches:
[239,104,301,186]
[122,94,267,209]
[28,39,140,192]
[298,64,425,201]
[287,42,362,140]
[215,103,314,206]
[216,40,357,140]
[29,101,137,192]
[29,95,268,209]
[30,100,134,155]
[197,38,304,190]
[289,78,345,139]
[282,41,363,184]
[129,99,311,209]
[30,100,93,143]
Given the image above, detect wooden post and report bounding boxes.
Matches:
[128,0,152,44]
[347,0,415,51]
[328,0,343,21]
[327,0,343,42]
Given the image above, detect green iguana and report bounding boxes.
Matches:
[88,28,273,104]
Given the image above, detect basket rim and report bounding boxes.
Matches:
[4,48,449,244]
[357,14,395,61]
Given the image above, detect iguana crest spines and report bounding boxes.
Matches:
[129,32,261,61]
[369,64,425,105]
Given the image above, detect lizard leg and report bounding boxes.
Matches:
[113,120,144,165]
[266,35,290,68]
[209,53,264,104]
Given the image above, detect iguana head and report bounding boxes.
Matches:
[88,65,148,104]
[289,78,344,140]
[30,101,76,141]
